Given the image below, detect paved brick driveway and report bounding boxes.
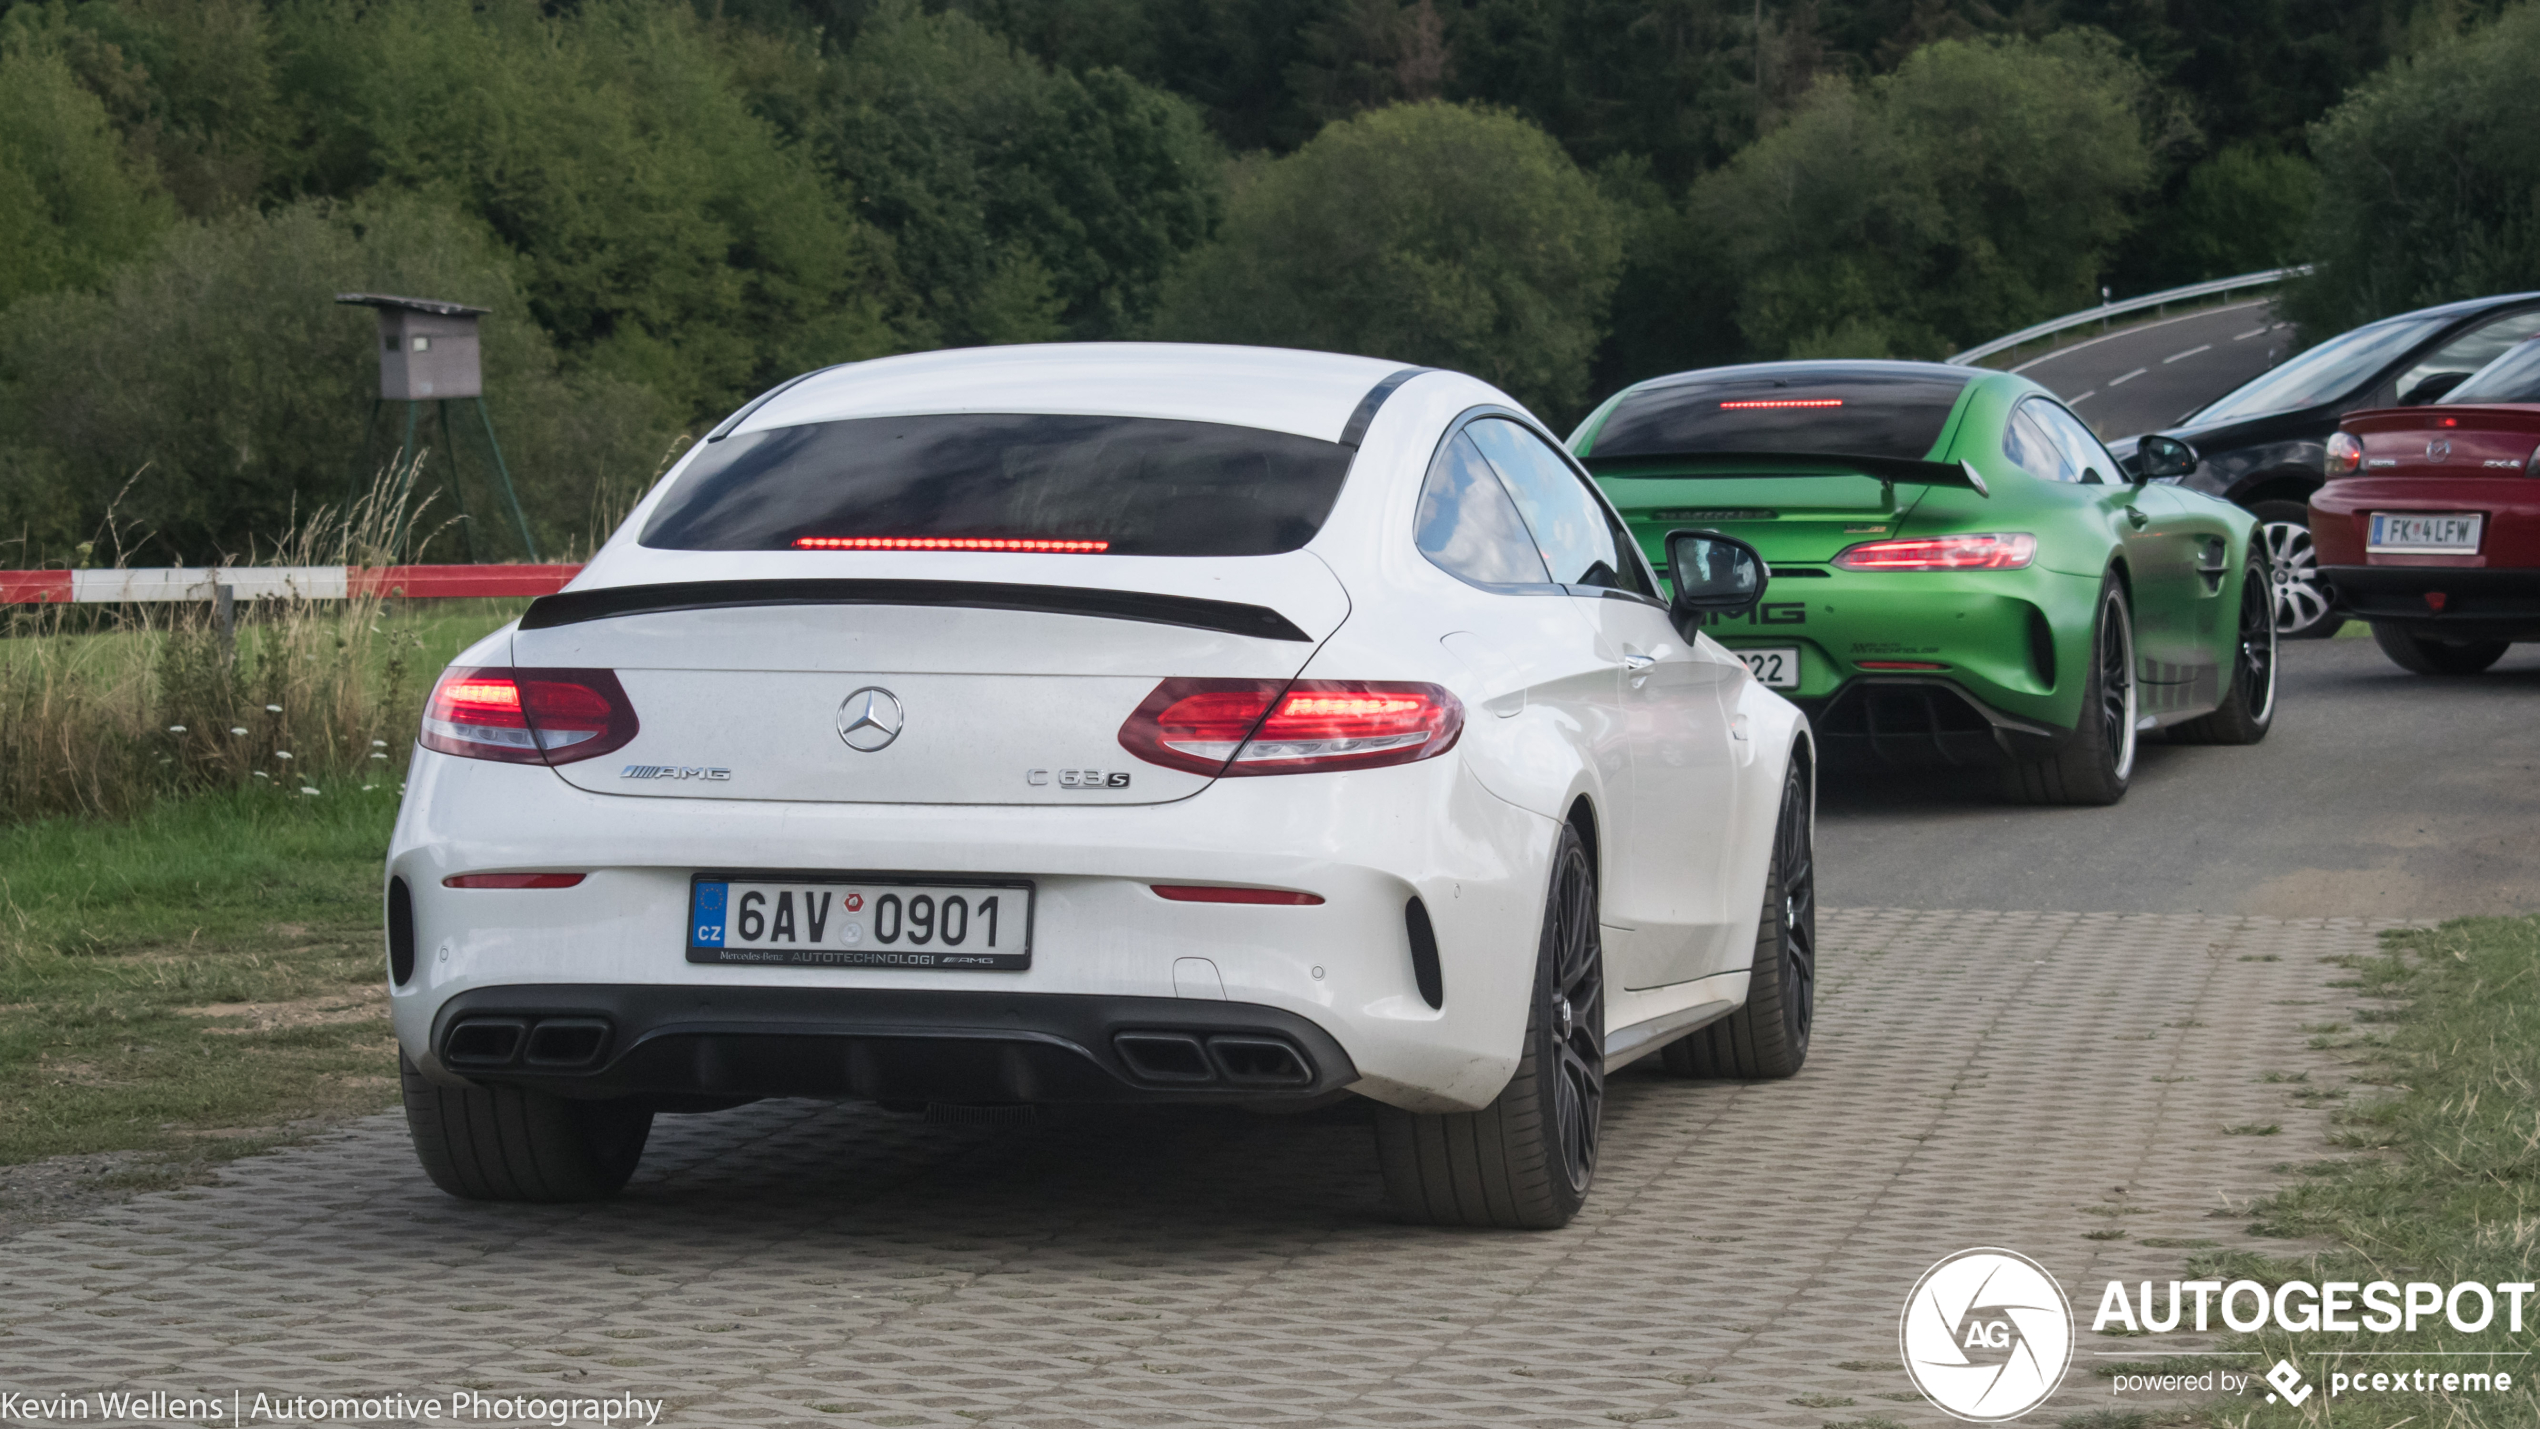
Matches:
[0,909,2388,1427]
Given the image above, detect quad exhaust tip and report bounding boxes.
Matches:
[1113,1031,1313,1088]
[444,1015,612,1071]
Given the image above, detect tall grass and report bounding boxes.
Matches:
[1,470,445,824]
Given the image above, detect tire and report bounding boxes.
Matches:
[2170,556,2278,744]
[2251,500,2344,640]
[1663,753,1813,1080]
[2369,622,2510,676]
[1375,823,1603,1230]
[401,1052,653,1202]
[2001,576,2137,806]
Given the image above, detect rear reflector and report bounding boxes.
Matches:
[1832,533,2036,571]
[1857,661,1950,671]
[1118,679,1463,776]
[1150,885,1325,905]
[443,873,588,889]
[421,667,638,766]
[792,536,1109,553]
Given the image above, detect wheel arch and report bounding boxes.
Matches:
[1564,794,1601,891]
[2233,470,2323,511]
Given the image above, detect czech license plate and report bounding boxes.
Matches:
[2369,511,2483,554]
[687,875,1032,971]
[1737,646,1802,688]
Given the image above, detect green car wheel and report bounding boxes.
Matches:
[1570,360,2273,806]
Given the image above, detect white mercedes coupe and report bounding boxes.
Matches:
[387,343,1815,1228]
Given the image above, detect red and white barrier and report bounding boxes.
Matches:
[0,564,582,604]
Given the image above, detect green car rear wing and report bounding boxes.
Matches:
[1580,451,1991,503]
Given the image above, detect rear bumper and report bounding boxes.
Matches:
[428,984,1358,1106]
[2320,565,2540,641]
[1794,676,2065,770]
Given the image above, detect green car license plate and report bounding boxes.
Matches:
[687,875,1032,971]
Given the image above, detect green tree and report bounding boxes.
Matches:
[0,39,174,309]
[1686,31,2160,360]
[272,0,910,420]
[805,3,1225,346]
[0,196,671,564]
[1149,100,1622,420]
[2285,3,2540,337]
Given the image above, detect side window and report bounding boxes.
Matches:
[2002,401,2071,483]
[1415,432,1555,588]
[2032,399,2118,484]
[1464,417,1658,597]
[2391,309,2540,404]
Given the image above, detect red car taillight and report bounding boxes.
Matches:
[1831,533,2037,571]
[420,667,639,765]
[2326,430,2364,477]
[1117,679,1464,776]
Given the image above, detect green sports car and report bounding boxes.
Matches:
[1568,360,2277,804]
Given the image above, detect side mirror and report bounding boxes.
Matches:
[2135,434,2198,481]
[1665,529,1769,623]
[2400,371,2470,406]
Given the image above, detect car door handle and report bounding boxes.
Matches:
[1621,653,1656,671]
[2123,508,2149,529]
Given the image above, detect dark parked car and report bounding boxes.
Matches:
[2112,291,2540,638]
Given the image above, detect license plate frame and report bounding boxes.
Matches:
[2368,511,2484,555]
[687,872,1034,971]
[1736,646,1802,689]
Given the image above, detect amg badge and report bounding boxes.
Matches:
[622,765,732,781]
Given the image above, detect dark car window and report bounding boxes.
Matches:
[1416,432,1556,588]
[640,413,1355,556]
[2391,309,2540,403]
[1466,417,1658,597]
[1587,367,1974,463]
[2189,312,2453,424]
[2443,337,2540,404]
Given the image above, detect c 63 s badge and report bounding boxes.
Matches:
[623,765,732,781]
[1029,769,1130,789]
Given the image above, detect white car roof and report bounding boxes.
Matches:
[734,343,1415,446]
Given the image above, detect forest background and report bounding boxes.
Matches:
[2,0,2535,564]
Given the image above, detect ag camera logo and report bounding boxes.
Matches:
[1901,1248,2074,1421]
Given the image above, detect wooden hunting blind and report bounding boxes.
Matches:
[335,293,535,560]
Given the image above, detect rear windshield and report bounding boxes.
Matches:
[1586,367,1974,464]
[2443,338,2540,404]
[640,413,1355,556]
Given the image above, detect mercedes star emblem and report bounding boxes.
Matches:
[836,687,905,752]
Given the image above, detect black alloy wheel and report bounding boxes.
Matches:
[2002,578,2135,805]
[1662,755,1813,1079]
[2173,556,2278,745]
[2252,501,2343,639]
[1374,823,1605,1229]
[1543,835,1605,1195]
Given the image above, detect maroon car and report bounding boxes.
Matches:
[2312,337,2540,674]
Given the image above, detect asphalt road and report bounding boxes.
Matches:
[2010,297,2292,440]
[1819,634,2540,919]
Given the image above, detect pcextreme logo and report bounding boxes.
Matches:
[1901,1249,2075,1422]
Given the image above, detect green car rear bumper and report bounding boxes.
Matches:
[1700,565,2105,767]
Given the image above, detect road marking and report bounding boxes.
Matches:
[2110,368,2146,386]
[2068,390,2096,405]
[2234,328,2269,340]
[2164,344,2214,363]
[2006,297,2272,372]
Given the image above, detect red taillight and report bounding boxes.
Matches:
[1117,678,1463,777]
[420,667,639,765]
[443,873,587,889]
[1150,885,1325,905]
[792,536,1109,553]
[1832,533,2037,571]
[2326,431,2364,477]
